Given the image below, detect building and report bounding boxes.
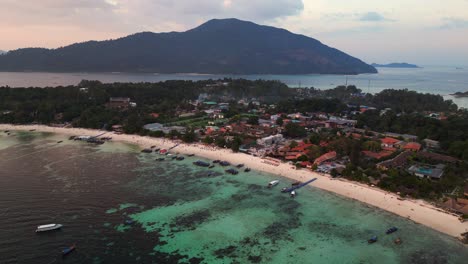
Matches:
[313,151,337,165]
[403,142,422,152]
[257,134,284,146]
[108,97,131,109]
[424,139,440,149]
[380,137,401,148]
[143,123,186,134]
[408,164,445,180]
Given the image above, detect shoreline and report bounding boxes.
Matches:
[1,124,467,240]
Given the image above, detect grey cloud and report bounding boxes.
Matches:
[359,12,392,22]
[440,17,468,29]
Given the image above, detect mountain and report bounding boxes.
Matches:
[0,19,376,74]
[371,63,420,68]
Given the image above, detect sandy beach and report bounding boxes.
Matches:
[2,124,467,239]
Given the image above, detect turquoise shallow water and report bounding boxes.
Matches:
[0,131,467,263]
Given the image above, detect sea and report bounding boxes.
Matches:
[1,131,467,264]
[0,66,467,108]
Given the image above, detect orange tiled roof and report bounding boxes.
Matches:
[381,137,400,145]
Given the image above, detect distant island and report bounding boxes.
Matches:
[0,18,376,75]
[452,91,468,98]
[371,63,421,68]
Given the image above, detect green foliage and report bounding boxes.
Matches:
[363,141,382,152]
[230,136,242,152]
[276,117,284,126]
[247,116,259,125]
[289,141,298,148]
[283,123,307,138]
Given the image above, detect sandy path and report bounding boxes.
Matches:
[2,124,467,239]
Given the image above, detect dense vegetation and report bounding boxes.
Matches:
[0,19,376,74]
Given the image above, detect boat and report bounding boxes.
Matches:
[193,161,210,167]
[368,236,378,244]
[219,161,231,166]
[156,158,165,161]
[36,224,63,232]
[57,141,63,143]
[225,168,239,175]
[281,178,318,193]
[290,191,296,198]
[62,244,76,257]
[125,219,134,225]
[154,148,160,152]
[150,145,156,149]
[159,149,168,154]
[394,238,402,245]
[68,136,76,140]
[213,160,220,163]
[268,180,279,188]
[176,156,185,161]
[244,168,251,172]
[386,227,398,234]
[141,149,152,153]
[291,181,301,186]
[236,164,244,168]
[209,165,215,169]
[188,154,195,157]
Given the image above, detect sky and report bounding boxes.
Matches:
[1,0,467,65]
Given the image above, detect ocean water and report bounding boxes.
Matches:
[0,66,467,108]
[0,131,467,264]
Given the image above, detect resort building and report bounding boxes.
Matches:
[143,123,186,134]
[257,134,284,146]
[424,139,441,149]
[408,164,445,180]
[108,97,131,109]
[381,137,401,148]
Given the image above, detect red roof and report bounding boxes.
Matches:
[381,137,400,145]
[313,151,337,165]
[291,143,314,152]
[362,150,394,159]
[404,142,421,151]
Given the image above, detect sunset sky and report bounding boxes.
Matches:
[1,0,467,65]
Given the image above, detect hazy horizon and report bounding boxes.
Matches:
[1,1,468,66]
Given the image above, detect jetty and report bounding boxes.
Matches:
[281,178,317,193]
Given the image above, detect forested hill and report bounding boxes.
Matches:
[0,18,376,75]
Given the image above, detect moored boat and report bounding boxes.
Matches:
[209,165,215,169]
[386,227,398,234]
[236,164,244,168]
[141,149,152,153]
[176,156,185,161]
[36,223,63,232]
[368,236,378,244]
[290,191,296,198]
[125,219,134,225]
[62,244,76,257]
[244,168,251,172]
[225,168,239,175]
[219,161,231,166]
[291,181,301,186]
[268,180,279,188]
[213,160,220,163]
[193,161,210,167]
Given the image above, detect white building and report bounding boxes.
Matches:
[257,134,284,146]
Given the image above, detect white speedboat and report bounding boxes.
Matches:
[290,191,296,198]
[36,223,63,232]
[268,180,279,188]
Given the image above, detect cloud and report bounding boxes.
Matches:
[359,12,393,22]
[440,17,468,29]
